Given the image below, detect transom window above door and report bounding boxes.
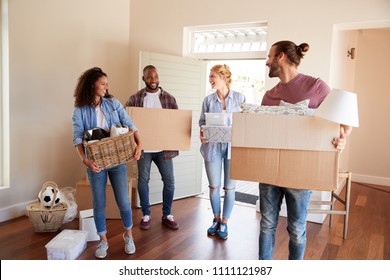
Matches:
[184,22,267,60]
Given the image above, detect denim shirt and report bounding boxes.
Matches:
[199,90,246,161]
[72,97,138,147]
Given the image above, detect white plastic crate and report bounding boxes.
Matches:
[202,125,232,143]
[45,229,88,260]
[205,112,232,126]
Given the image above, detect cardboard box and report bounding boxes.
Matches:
[45,229,88,260]
[76,176,136,219]
[202,125,231,143]
[79,209,100,242]
[127,159,138,178]
[126,107,192,151]
[230,113,340,191]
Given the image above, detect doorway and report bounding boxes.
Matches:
[330,22,390,187]
[199,59,266,206]
[205,59,266,104]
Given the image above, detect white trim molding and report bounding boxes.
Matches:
[352,173,390,187]
[0,199,36,223]
[183,21,268,60]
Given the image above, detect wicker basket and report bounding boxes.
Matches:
[26,181,67,232]
[83,130,136,170]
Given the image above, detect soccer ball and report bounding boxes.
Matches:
[38,185,61,208]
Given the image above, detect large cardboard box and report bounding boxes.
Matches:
[230,113,340,191]
[76,176,136,219]
[126,107,192,151]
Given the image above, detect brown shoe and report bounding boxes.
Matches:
[162,215,179,229]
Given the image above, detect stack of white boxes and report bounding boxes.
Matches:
[202,112,232,143]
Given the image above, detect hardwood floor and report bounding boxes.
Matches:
[0,182,389,260]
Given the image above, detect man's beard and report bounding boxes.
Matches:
[145,82,159,91]
[268,63,280,78]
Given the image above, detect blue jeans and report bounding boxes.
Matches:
[204,143,236,220]
[87,163,132,236]
[258,183,311,260]
[137,151,175,217]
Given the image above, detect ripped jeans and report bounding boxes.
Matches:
[204,143,236,219]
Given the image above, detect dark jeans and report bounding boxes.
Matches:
[137,151,175,217]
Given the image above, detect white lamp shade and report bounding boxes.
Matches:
[314,88,359,127]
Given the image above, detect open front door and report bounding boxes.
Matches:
[138,51,207,205]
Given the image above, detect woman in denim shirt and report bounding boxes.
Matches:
[72,67,142,259]
[199,64,246,240]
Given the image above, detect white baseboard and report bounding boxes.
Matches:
[0,200,35,223]
[352,173,390,187]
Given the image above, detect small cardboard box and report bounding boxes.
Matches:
[126,107,192,151]
[45,229,88,260]
[76,176,135,219]
[230,113,340,190]
[79,209,100,242]
[202,125,231,143]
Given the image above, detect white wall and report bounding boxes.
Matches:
[330,30,358,92]
[128,0,390,93]
[329,29,359,173]
[0,0,131,222]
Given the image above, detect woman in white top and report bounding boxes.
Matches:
[72,67,142,258]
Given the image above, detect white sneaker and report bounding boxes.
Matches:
[95,240,109,259]
[123,234,136,254]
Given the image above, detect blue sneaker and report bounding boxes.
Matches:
[207,218,220,236]
[217,222,228,240]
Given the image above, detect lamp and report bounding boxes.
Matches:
[314,88,359,127]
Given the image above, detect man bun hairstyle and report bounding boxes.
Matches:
[273,41,310,66]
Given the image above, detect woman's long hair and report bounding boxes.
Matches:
[73,67,113,107]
